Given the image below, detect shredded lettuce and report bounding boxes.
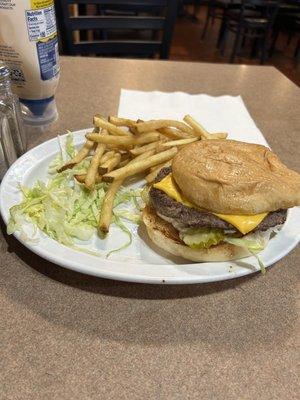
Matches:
[224,230,272,274]
[48,152,63,174]
[7,133,142,256]
[180,228,225,249]
[106,215,132,257]
[65,132,76,158]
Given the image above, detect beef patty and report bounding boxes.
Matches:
[149,167,287,232]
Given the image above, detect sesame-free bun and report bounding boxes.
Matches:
[142,207,252,262]
[172,140,300,215]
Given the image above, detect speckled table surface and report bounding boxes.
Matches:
[1,57,300,400]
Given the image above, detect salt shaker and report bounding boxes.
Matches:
[0,62,26,180]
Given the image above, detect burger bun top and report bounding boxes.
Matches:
[172,140,300,214]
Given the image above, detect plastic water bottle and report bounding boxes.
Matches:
[0,62,26,179]
[0,0,60,126]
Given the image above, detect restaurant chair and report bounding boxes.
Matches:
[269,4,300,59]
[219,0,279,64]
[180,0,203,22]
[294,21,300,65]
[54,0,178,59]
[202,0,240,39]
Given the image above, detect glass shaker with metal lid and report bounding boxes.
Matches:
[0,61,26,180]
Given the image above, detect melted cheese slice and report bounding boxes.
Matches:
[153,174,268,234]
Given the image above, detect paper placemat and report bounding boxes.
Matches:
[118,89,268,146]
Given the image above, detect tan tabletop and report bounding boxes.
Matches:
[1,57,300,400]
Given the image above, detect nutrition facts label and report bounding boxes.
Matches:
[25,4,56,41]
[36,37,59,80]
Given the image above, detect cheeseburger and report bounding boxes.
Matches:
[142,140,300,262]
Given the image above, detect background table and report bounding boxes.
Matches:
[1,57,300,400]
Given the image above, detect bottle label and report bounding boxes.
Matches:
[25,0,60,81]
[36,36,59,80]
[30,0,53,9]
[0,0,60,95]
[26,3,56,41]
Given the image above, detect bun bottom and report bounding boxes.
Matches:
[142,206,252,262]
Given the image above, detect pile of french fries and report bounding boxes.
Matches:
[57,114,228,235]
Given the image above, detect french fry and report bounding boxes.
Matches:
[108,116,137,128]
[129,141,160,156]
[98,153,121,174]
[98,148,160,233]
[158,127,192,140]
[86,133,135,148]
[130,149,156,162]
[74,174,86,183]
[149,160,171,173]
[99,150,115,164]
[183,115,209,139]
[117,153,131,167]
[147,161,172,183]
[130,119,143,135]
[129,126,139,135]
[93,115,133,137]
[121,152,131,161]
[207,132,228,139]
[104,144,125,151]
[86,132,160,148]
[136,120,193,135]
[145,161,171,184]
[75,174,102,184]
[103,147,177,183]
[98,179,124,234]
[145,170,159,184]
[57,134,96,173]
[118,158,131,168]
[161,137,198,147]
[84,129,107,189]
[99,150,137,173]
[135,132,161,145]
[158,133,169,142]
[118,149,156,169]
[183,115,228,140]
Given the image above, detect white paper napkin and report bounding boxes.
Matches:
[118,89,268,146]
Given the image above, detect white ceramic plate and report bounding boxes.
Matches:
[1,130,300,284]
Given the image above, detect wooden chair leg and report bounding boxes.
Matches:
[294,37,300,58]
[287,31,293,46]
[260,36,268,65]
[211,7,216,26]
[230,27,242,63]
[217,12,227,48]
[220,25,228,56]
[241,29,247,48]
[251,37,258,58]
[202,8,211,39]
[269,28,279,57]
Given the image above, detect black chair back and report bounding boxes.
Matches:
[54,0,178,59]
[241,0,280,25]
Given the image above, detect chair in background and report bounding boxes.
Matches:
[295,20,300,62]
[202,0,240,39]
[269,1,300,60]
[180,0,203,22]
[54,0,178,59]
[219,0,279,64]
